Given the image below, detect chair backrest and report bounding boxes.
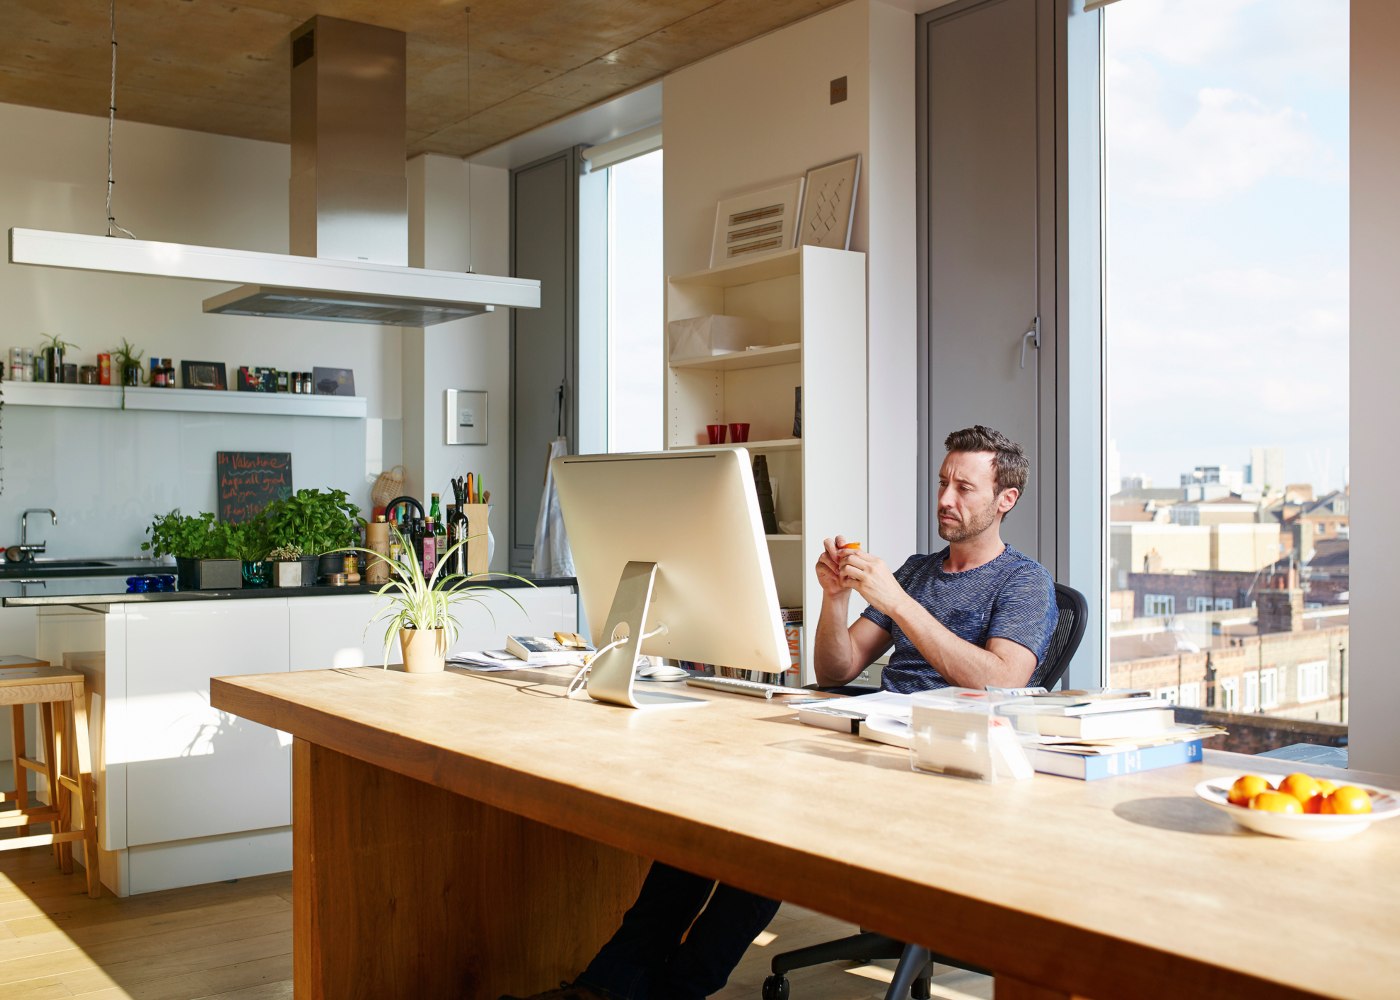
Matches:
[1035,582,1088,690]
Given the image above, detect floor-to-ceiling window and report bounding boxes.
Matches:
[605,148,664,453]
[1104,0,1349,742]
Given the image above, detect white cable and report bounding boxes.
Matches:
[566,623,668,699]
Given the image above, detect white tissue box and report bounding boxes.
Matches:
[667,315,769,361]
[909,693,1033,783]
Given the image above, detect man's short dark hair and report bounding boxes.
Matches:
[944,425,1029,497]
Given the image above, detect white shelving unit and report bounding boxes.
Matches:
[665,245,867,684]
[0,380,367,418]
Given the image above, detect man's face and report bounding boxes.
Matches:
[935,451,1016,543]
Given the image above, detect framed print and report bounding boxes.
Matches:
[312,366,356,396]
[710,178,804,268]
[797,154,861,250]
[180,360,227,390]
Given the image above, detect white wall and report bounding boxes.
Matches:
[1348,0,1399,775]
[404,155,512,570]
[0,100,401,558]
[663,0,918,563]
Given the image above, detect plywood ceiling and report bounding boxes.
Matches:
[0,0,843,157]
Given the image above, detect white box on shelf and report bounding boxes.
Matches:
[667,315,770,361]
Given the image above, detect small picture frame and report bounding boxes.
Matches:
[312,366,356,396]
[710,178,804,269]
[797,154,861,250]
[180,360,227,390]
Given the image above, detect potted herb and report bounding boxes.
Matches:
[356,527,527,672]
[142,510,242,590]
[112,337,145,387]
[40,332,79,384]
[233,519,272,588]
[267,544,305,588]
[261,488,362,582]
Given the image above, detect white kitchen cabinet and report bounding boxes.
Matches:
[665,246,867,683]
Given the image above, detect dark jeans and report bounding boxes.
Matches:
[576,862,781,1000]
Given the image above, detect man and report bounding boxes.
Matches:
[815,423,1058,692]
[504,426,1057,1000]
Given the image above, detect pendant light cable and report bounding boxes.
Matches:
[106,0,137,239]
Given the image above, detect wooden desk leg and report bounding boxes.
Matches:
[292,739,650,1000]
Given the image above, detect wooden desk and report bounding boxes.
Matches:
[211,667,1400,999]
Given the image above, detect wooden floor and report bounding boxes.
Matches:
[0,845,991,1000]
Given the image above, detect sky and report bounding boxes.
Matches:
[1106,0,1349,493]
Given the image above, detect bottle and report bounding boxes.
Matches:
[428,492,442,526]
[433,515,448,572]
[453,505,471,576]
[421,518,437,576]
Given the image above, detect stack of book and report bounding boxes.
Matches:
[1000,689,1225,780]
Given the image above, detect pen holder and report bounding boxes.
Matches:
[458,504,491,576]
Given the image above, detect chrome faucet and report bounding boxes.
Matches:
[18,508,57,561]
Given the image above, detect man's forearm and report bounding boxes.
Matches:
[812,590,860,687]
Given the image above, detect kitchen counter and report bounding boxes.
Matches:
[2,572,574,607]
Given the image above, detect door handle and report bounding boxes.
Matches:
[1019,316,1041,370]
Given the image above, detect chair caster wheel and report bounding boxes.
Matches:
[762,974,791,1000]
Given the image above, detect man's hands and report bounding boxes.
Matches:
[818,536,912,619]
[816,535,857,597]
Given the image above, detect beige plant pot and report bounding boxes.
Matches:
[399,627,448,673]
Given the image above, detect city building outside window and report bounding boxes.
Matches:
[1297,659,1329,702]
[1105,1,1347,748]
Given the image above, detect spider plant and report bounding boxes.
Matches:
[351,526,530,668]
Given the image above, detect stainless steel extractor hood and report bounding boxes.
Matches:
[8,16,538,326]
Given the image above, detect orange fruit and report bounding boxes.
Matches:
[1228,774,1274,807]
[1321,786,1373,815]
[1249,790,1303,814]
[1277,772,1322,807]
[1302,779,1337,813]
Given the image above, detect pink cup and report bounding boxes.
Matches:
[729,422,750,443]
[706,423,728,444]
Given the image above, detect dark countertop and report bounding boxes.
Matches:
[2,573,575,608]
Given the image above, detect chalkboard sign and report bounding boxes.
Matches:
[217,451,293,523]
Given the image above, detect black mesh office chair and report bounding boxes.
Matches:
[761,582,1089,1000]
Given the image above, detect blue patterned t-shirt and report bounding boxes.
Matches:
[860,545,1057,694]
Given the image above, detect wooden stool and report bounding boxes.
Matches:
[0,663,100,897]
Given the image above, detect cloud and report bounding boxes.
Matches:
[1111,86,1339,200]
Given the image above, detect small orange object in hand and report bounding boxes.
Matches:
[840,542,861,551]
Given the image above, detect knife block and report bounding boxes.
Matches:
[459,504,491,576]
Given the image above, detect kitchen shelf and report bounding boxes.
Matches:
[669,343,801,372]
[0,381,367,418]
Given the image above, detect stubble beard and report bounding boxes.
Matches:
[937,495,1001,544]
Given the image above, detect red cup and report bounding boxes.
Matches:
[728,422,750,443]
[706,423,728,444]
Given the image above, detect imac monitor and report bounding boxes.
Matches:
[552,449,789,708]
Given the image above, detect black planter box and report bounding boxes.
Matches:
[175,557,243,591]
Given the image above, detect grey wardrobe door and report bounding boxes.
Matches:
[922,0,1055,560]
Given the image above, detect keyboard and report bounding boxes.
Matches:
[685,675,805,699]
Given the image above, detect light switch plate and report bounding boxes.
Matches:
[445,389,487,445]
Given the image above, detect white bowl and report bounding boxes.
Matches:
[1196,775,1400,841]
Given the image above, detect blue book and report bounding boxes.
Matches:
[1027,738,1204,780]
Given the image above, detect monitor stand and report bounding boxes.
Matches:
[586,560,705,710]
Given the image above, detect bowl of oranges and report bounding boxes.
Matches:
[1195,772,1400,840]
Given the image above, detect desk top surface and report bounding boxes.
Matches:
[212,666,1400,1000]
